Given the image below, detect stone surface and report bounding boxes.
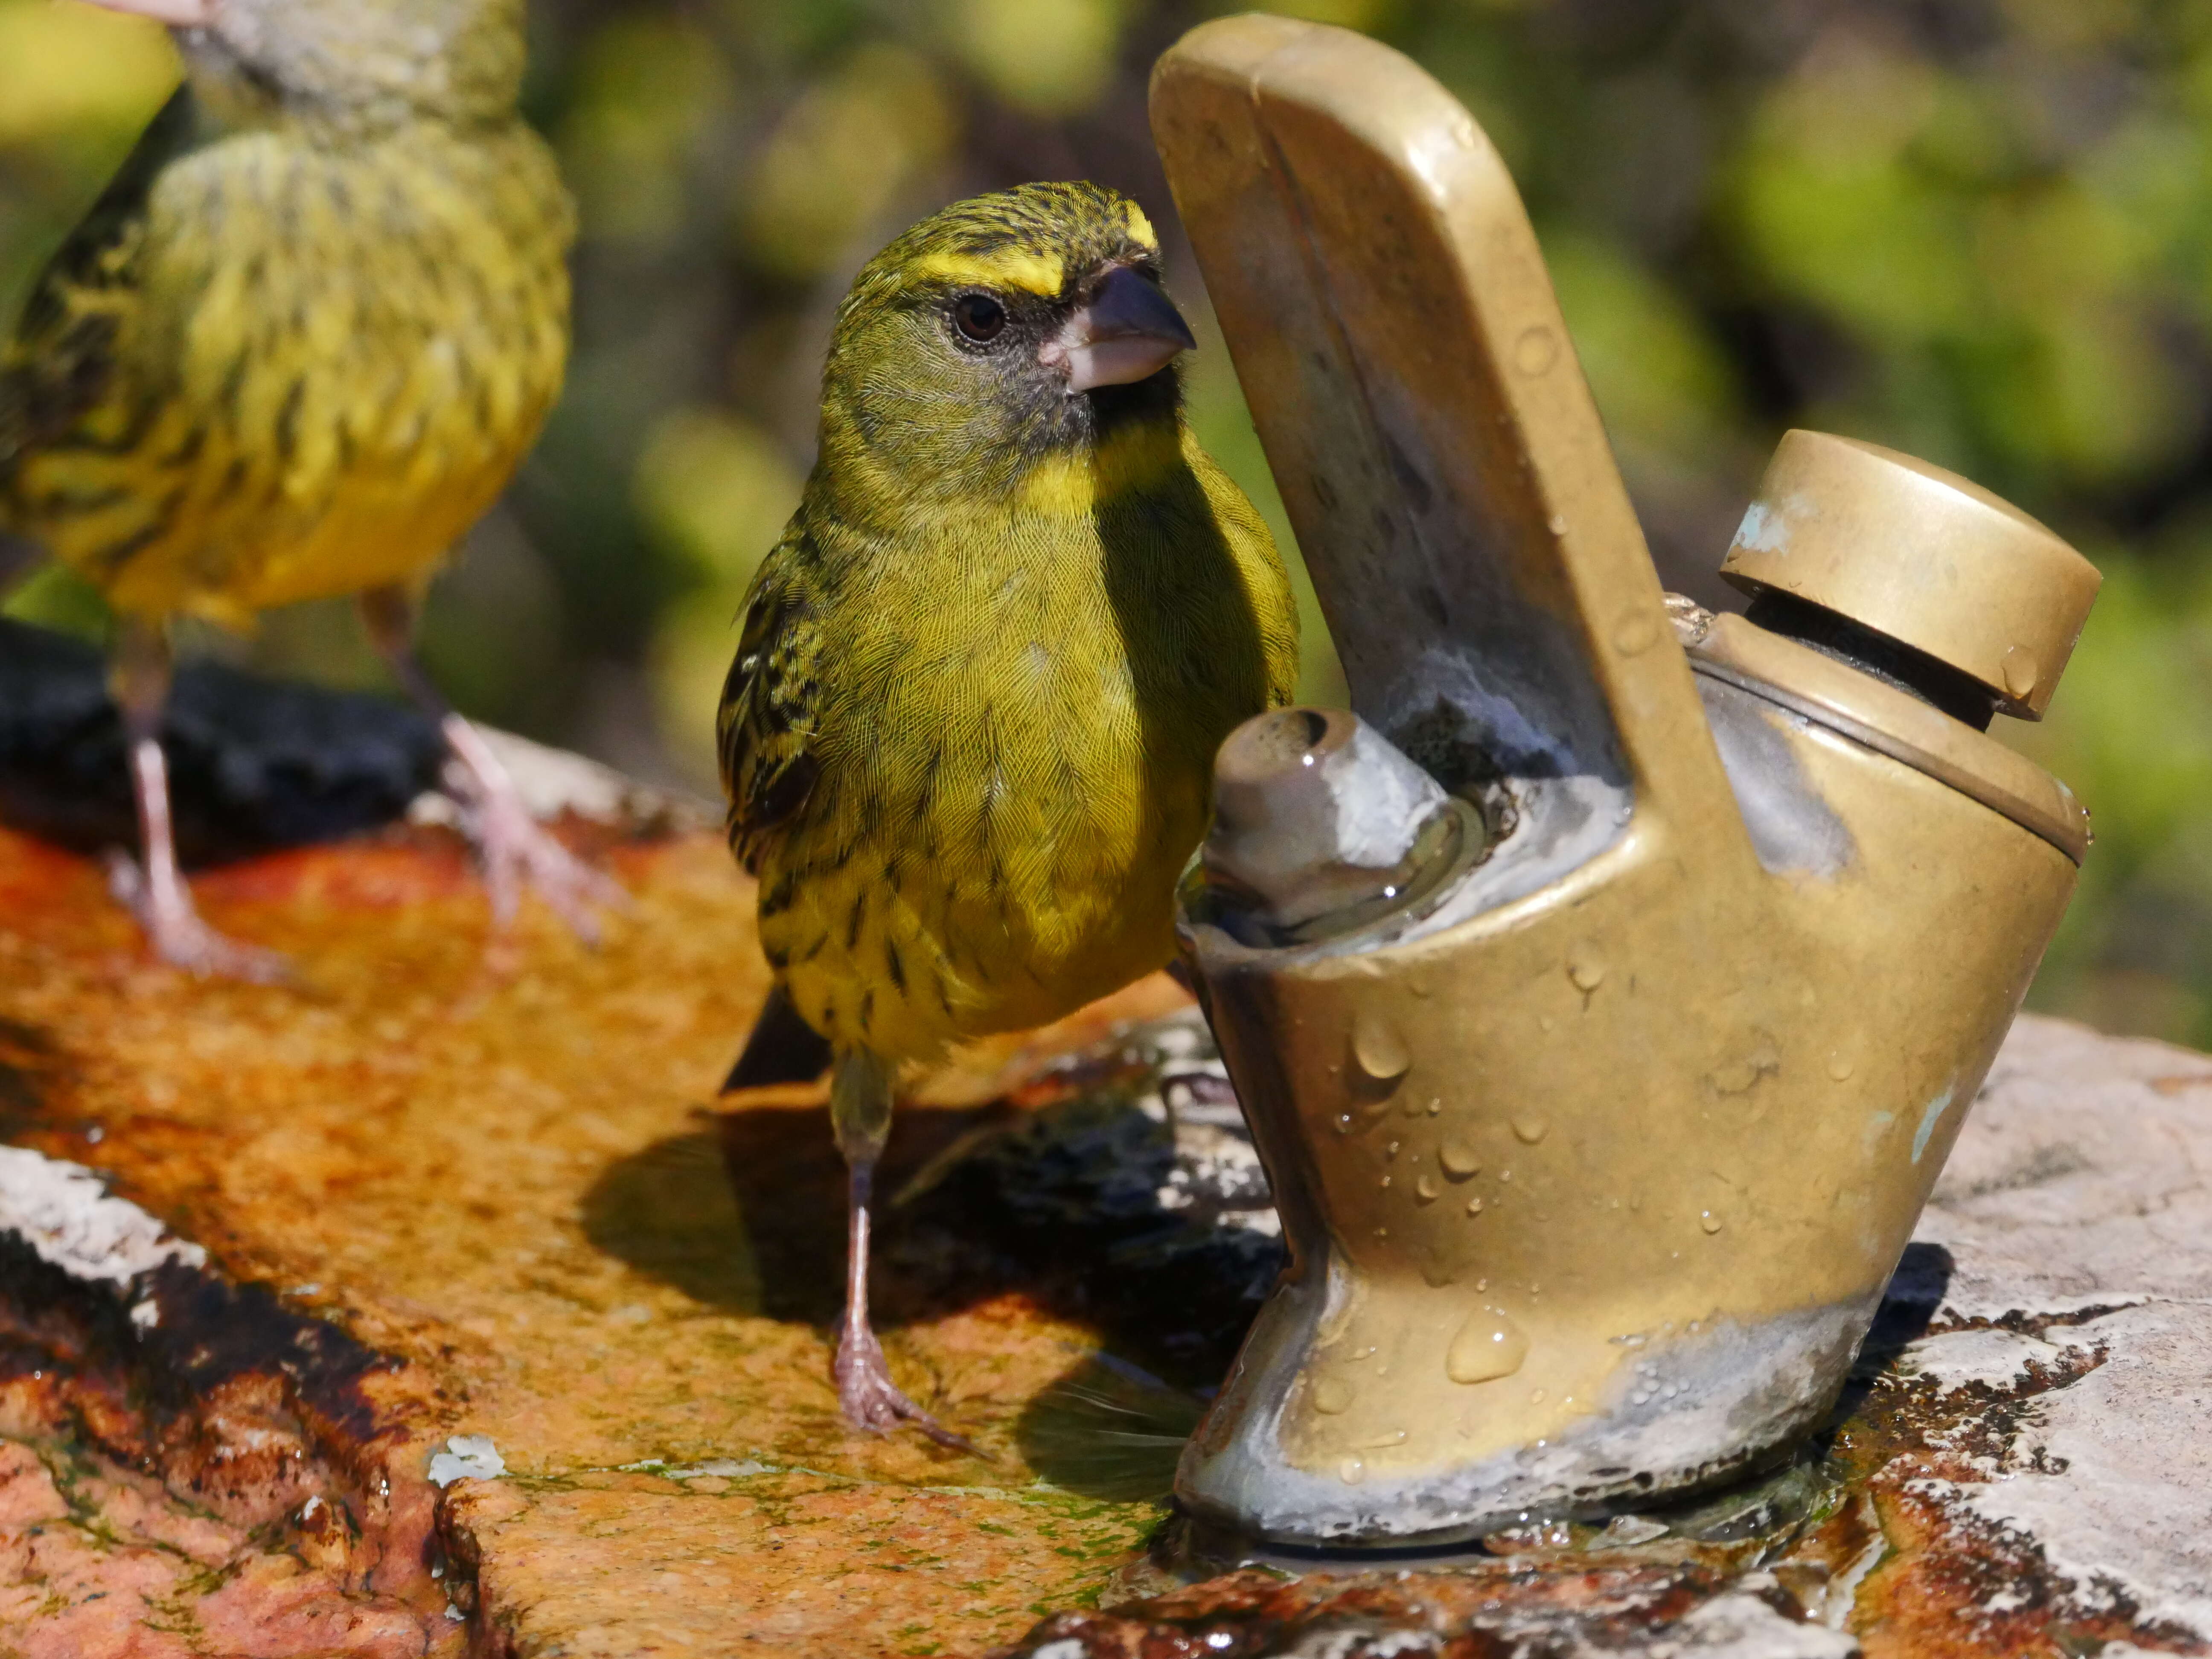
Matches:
[0,722,2208,1656]
[0,751,1211,1656]
[1006,1565,1860,1659]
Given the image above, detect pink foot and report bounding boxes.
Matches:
[439,719,627,942]
[835,1322,978,1453]
[463,783,627,943]
[105,853,292,984]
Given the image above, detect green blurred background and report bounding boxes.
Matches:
[5,0,2212,1045]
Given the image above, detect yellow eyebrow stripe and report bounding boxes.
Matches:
[910,248,1065,297]
[1123,202,1157,249]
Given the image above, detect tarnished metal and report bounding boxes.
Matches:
[1153,16,2098,1545]
[1721,432,2101,721]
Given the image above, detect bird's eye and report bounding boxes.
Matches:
[952,294,1007,343]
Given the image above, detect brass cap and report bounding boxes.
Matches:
[1721,431,2101,719]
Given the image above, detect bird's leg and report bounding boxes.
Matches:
[359,585,623,940]
[829,1049,974,1451]
[105,620,290,983]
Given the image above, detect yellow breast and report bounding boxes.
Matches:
[761,430,1298,1063]
[17,119,572,624]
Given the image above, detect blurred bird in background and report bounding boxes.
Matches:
[718,182,1299,1443]
[0,0,608,979]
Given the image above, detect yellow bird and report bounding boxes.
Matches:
[0,0,610,978]
[718,183,1299,1441]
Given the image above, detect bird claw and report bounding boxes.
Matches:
[459,784,629,945]
[104,852,293,985]
[834,1324,980,1455]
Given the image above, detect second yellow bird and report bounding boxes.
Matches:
[0,0,608,979]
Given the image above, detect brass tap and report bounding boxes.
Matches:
[1153,16,2099,1545]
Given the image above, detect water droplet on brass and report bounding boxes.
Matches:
[1467,1196,1485,1215]
[1447,1307,1530,1384]
[1352,1013,1412,1083]
[1417,1173,1441,1202]
[1700,1210,1723,1234]
[1513,1118,1550,1145]
[1529,1388,1546,1404]
[1339,1457,1366,1485]
[1440,1142,1481,1178]
[1827,1054,1855,1082]
[2002,645,2040,699]
[1612,611,1660,657]
[1313,1377,1355,1415]
[1426,1097,1443,1116]
[1514,324,1560,376]
[1568,947,1606,992]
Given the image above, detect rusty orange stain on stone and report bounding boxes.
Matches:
[0,820,1187,1657]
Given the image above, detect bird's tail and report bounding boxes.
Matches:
[720,983,833,1094]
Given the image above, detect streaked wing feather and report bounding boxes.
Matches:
[0,90,196,480]
[716,519,825,873]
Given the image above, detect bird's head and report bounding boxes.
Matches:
[80,0,527,127]
[820,183,1199,509]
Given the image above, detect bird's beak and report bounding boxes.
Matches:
[1043,265,1198,395]
[79,0,216,24]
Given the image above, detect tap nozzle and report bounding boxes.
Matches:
[1199,708,1467,946]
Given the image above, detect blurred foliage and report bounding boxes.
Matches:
[9,0,2212,1043]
